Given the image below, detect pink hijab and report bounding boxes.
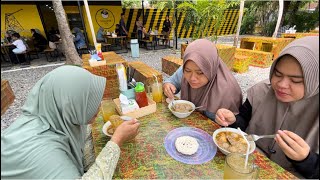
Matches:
[180,39,242,114]
[246,36,319,177]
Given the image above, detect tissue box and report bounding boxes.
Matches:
[120,99,139,114]
[113,97,156,119]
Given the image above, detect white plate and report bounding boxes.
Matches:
[102,121,112,137]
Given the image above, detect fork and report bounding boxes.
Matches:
[245,134,276,141]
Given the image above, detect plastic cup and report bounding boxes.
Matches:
[108,115,124,129]
[100,100,117,123]
[223,153,259,179]
[151,83,163,103]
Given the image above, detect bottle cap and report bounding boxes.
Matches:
[134,82,145,92]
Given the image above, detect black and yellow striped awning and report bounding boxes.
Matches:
[123,9,239,38]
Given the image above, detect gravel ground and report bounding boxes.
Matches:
[1,36,270,132]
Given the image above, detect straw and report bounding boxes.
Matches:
[237,127,250,169]
[153,74,160,92]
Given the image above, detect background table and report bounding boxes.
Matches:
[91,101,297,179]
[82,52,127,99]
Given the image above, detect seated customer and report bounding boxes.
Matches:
[163,39,242,121]
[1,65,140,179]
[96,27,105,42]
[31,29,47,52]
[11,33,27,54]
[215,36,319,179]
[73,27,86,49]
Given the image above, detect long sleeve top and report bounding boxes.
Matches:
[229,99,319,179]
[163,66,216,121]
[81,141,120,179]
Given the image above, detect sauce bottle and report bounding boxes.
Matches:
[134,82,148,108]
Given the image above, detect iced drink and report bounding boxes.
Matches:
[101,100,117,122]
[151,83,163,103]
[223,153,258,179]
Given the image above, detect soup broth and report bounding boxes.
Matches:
[216,131,248,154]
[172,103,193,113]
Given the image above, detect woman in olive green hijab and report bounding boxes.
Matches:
[1,65,140,179]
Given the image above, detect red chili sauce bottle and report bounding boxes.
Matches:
[134,82,148,108]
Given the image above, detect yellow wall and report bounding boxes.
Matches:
[1,4,46,38]
[82,5,122,45]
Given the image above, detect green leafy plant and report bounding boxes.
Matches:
[177,0,238,40]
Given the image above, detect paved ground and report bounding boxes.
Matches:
[1,36,270,132]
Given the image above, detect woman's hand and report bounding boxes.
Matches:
[163,83,176,99]
[275,130,310,161]
[215,108,236,126]
[111,119,140,147]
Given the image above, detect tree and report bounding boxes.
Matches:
[52,0,82,65]
[177,0,238,41]
[122,0,142,8]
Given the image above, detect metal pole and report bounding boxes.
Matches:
[175,1,177,49]
[83,0,97,47]
[142,0,145,24]
[77,0,89,46]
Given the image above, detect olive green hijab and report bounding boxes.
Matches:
[1,65,106,178]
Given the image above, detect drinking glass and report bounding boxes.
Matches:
[100,100,117,123]
[223,153,259,179]
[151,83,163,103]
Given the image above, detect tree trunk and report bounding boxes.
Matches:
[233,0,245,47]
[172,0,176,52]
[272,0,283,38]
[52,0,82,65]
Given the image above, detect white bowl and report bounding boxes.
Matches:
[168,100,195,118]
[212,127,256,155]
[102,121,112,137]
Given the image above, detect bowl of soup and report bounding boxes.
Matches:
[168,100,195,118]
[212,128,256,155]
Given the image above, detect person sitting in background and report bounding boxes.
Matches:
[72,27,86,49]
[135,17,143,40]
[1,65,140,179]
[7,33,28,64]
[96,27,105,43]
[11,33,27,54]
[31,29,47,52]
[115,24,120,36]
[215,36,319,179]
[4,30,17,43]
[163,39,242,121]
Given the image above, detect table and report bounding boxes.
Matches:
[281,33,319,39]
[103,35,128,53]
[240,37,294,60]
[82,52,127,99]
[150,33,166,50]
[91,101,297,179]
[1,80,15,115]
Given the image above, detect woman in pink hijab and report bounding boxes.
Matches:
[215,36,319,179]
[163,39,242,121]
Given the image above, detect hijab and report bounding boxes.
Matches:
[180,39,242,114]
[1,65,106,178]
[246,36,319,176]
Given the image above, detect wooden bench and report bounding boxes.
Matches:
[128,61,163,87]
[44,48,61,62]
[101,42,111,52]
[1,80,15,115]
[235,48,273,68]
[232,55,251,73]
[140,38,154,50]
[162,56,183,76]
